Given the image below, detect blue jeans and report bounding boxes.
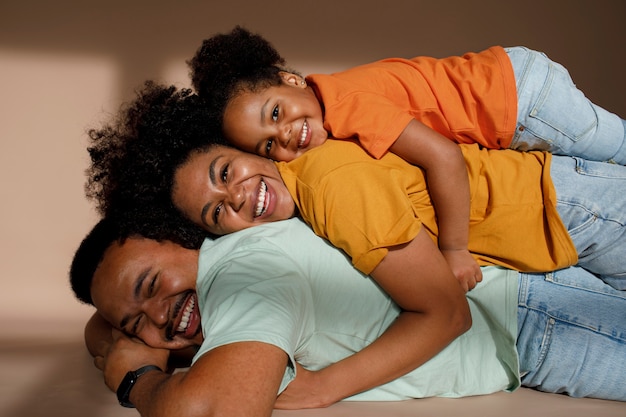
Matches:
[506,46,626,164]
[517,266,626,401]
[550,155,626,290]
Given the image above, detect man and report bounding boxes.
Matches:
[71,218,626,416]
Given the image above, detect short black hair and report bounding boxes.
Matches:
[69,218,125,305]
[69,217,206,306]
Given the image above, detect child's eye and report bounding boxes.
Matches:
[271,105,279,122]
[221,164,229,182]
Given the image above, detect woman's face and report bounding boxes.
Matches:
[222,72,328,162]
[172,145,296,236]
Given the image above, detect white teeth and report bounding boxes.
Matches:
[298,120,308,147]
[255,180,267,217]
[176,296,195,333]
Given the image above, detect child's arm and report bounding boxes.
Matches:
[275,228,472,409]
[390,119,482,291]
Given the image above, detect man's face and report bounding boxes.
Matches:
[91,237,203,350]
[172,145,296,236]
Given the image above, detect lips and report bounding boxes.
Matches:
[254,179,268,217]
[176,295,195,333]
[298,120,310,148]
[170,293,198,339]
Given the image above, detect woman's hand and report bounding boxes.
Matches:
[274,363,335,409]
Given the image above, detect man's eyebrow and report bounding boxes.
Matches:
[201,155,221,227]
[119,267,151,330]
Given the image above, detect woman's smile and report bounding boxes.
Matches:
[172,145,296,236]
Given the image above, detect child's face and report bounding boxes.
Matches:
[222,73,328,161]
[172,145,296,236]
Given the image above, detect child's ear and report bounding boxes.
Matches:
[279,71,306,88]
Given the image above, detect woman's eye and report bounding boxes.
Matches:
[148,277,157,297]
[213,203,223,224]
[220,164,229,182]
[271,105,279,122]
[265,139,274,156]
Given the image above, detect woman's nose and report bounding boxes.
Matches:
[227,183,245,211]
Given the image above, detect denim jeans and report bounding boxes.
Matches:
[550,155,626,290]
[517,266,626,401]
[506,46,626,164]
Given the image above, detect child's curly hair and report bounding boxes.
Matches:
[188,26,299,130]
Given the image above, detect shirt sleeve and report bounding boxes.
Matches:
[193,245,314,393]
[307,160,424,274]
[310,74,413,159]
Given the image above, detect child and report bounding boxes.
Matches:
[188,26,626,288]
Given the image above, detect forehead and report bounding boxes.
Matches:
[90,239,160,305]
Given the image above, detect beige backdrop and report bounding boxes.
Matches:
[1,0,625,341]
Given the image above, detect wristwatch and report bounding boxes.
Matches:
[117,364,162,408]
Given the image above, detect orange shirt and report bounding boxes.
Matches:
[307,46,518,159]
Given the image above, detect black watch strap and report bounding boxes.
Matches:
[117,364,162,408]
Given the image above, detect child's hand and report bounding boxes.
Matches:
[441,249,483,292]
[274,363,335,409]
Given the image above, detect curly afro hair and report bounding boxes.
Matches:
[86,80,225,248]
[188,26,299,132]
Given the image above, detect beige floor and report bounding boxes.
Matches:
[2,335,624,417]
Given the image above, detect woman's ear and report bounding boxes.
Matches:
[279,71,306,88]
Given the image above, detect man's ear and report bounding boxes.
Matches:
[279,71,306,88]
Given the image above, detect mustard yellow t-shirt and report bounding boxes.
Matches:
[276,140,577,275]
[307,46,517,159]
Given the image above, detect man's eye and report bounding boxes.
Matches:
[271,105,279,122]
[132,316,142,336]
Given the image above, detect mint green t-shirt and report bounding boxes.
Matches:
[193,219,520,400]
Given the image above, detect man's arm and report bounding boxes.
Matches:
[99,331,288,417]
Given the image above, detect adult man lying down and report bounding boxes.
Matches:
[70,217,626,416]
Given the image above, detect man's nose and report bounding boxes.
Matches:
[145,301,168,328]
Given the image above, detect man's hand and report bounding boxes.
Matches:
[441,249,483,292]
[94,329,170,393]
